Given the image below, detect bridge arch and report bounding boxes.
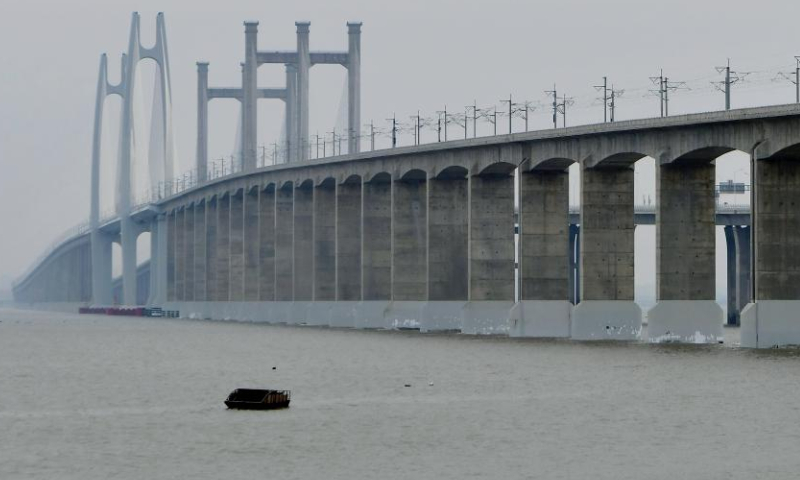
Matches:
[364,171,391,184]
[434,165,468,179]
[400,168,426,181]
[528,157,575,172]
[477,161,516,176]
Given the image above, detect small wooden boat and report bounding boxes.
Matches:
[224,388,291,410]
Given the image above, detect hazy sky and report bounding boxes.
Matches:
[1,0,799,296]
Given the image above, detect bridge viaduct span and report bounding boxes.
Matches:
[11,15,800,348]
[145,104,800,347]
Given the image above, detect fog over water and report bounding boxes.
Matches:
[3,309,800,479]
[2,0,797,302]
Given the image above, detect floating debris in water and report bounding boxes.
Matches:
[404,384,411,387]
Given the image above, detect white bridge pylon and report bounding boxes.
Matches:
[90,12,176,306]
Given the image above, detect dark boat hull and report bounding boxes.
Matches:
[225,400,290,410]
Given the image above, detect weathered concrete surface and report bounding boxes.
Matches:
[337,180,362,301]
[175,208,184,301]
[392,179,427,301]
[519,171,569,300]
[517,170,570,337]
[362,180,392,300]
[275,184,294,301]
[193,202,206,301]
[581,166,634,301]
[244,190,259,301]
[734,226,751,320]
[420,301,465,332]
[741,301,800,348]
[385,301,425,329]
[469,175,514,301]
[571,301,642,340]
[216,194,231,301]
[509,301,571,338]
[647,300,723,343]
[428,176,468,301]
[652,163,719,341]
[354,301,391,329]
[314,182,336,301]
[258,187,275,301]
[327,301,357,328]
[293,184,314,301]
[184,206,195,301]
[167,211,176,301]
[657,163,716,300]
[755,159,800,300]
[205,199,218,301]
[229,192,245,301]
[461,301,513,335]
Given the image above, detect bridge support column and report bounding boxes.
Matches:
[167,211,175,302]
[175,208,186,302]
[311,181,336,325]
[347,22,361,154]
[90,230,113,305]
[358,176,392,328]
[184,205,196,302]
[274,183,294,321]
[734,226,751,323]
[193,201,207,302]
[244,189,259,302]
[332,178,362,327]
[148,214,168,306]
[573,166,641,340]
[569,224,581,304]
[292,183,314,324]
[196,62,209,182]
[742,158,800,347]
[205,197,218,303]
[120,216,138,305]
[649,163,721,343]
[513,170,571,338]
[464,173,515,334]
[388,176,427,329]
[242,22,258,171]
[259,186,276,302]
[295,22,310,162]
[423,173,468,332]
[229,191,245,301]
[216,194,231,301]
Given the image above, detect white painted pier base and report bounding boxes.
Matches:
[305,301,334,326]
[353,301,391,329]
[647,300,723,343]
[509,300,572,338]
[461,301,513,335]
[571,301,642,340]
[421,301,465,332]
[327,301,357,328]
[384,301,425,330]
[741,301,800,348]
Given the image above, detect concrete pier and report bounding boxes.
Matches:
[514,170,571,338]
[193,201,206,301]
[205,198,218,301]
[216,194,231,301]
[294,182,314,302]
[389,173,427,329]
[314,180,336,301]
[184,205,195,301]
[573,166,641,340]
[275,183,294,301]
[295,22,310,162]
[258,186,276,301]
[242,22,259,170]
[347,23,361,154]
[743,157,800,347]
[244,189,259,301]
[465,172,515,334]
[229,191,245,301]
[649,163,722,343]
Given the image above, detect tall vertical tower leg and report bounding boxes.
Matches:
[285,64,297,163]
[296,22,310,162]
[242,21,259,171]
[196,62,209,182]
[347,22,362,155]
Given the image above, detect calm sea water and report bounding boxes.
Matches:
[2,308,800,480]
